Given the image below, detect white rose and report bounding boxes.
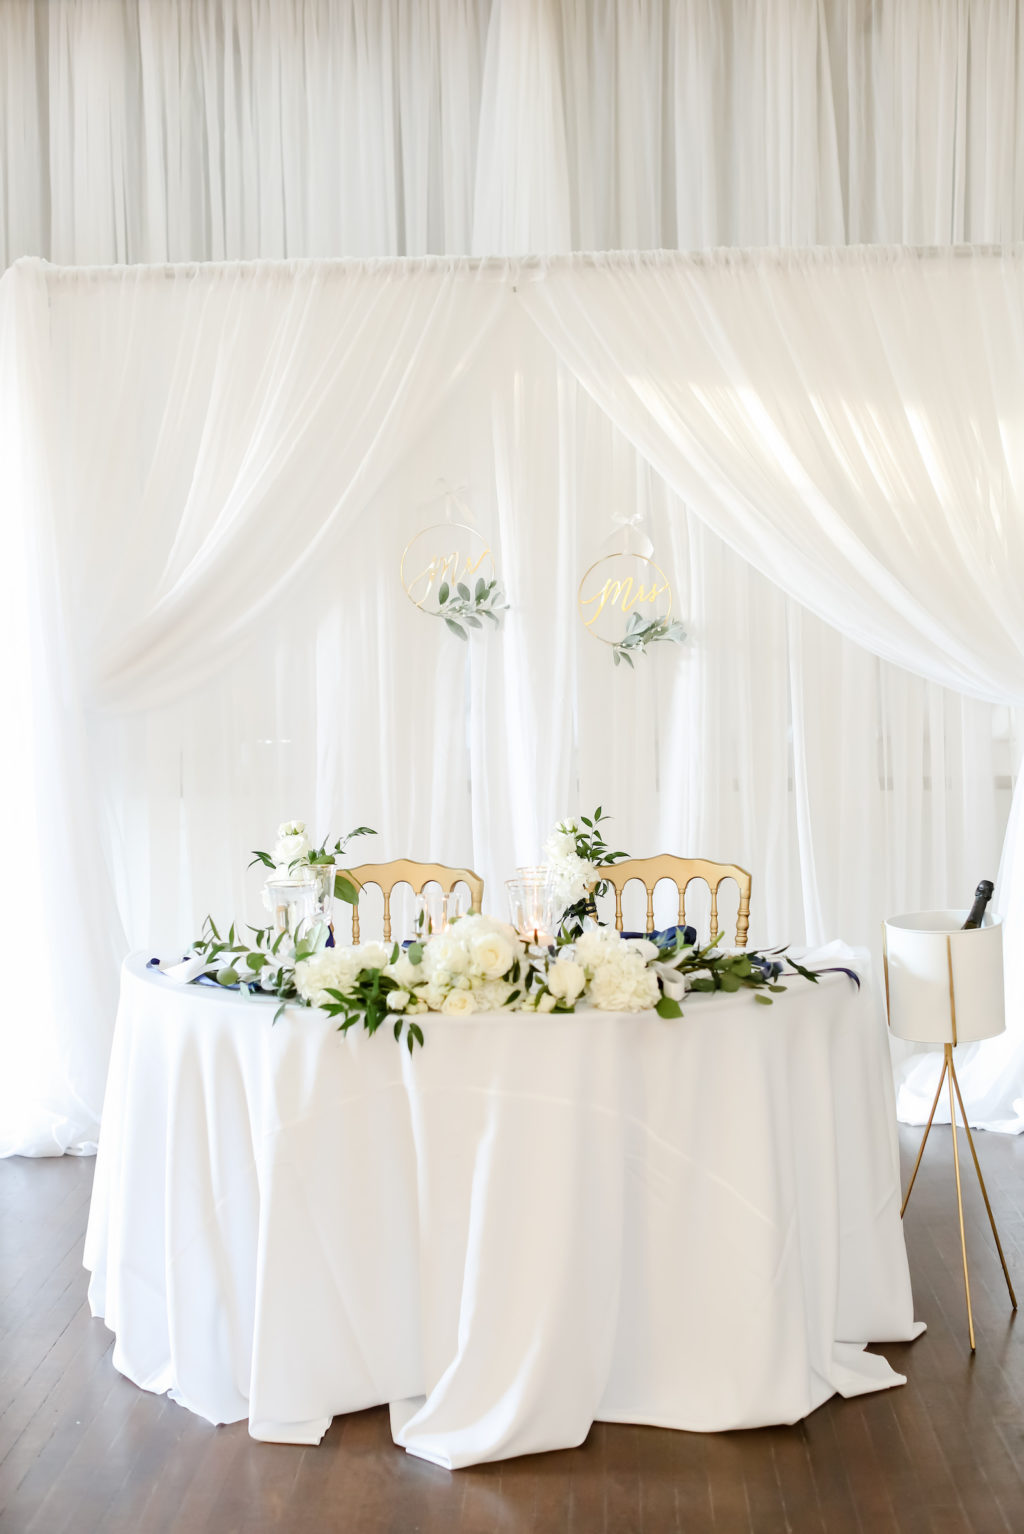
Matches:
[537,991,557,1012]
[385,953,420,987]
[425,933,469,976]
[274,832,310,867]
[545,958,585,1003]
[356,941,391,971]
[278,820,306,838]
[386,990,409,1011]
[470,931,516,980]
[441,989,477,1016]
[420,982,450,1011]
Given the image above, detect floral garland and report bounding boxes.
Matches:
[172,809,831,1050]
[184,912,822,1049]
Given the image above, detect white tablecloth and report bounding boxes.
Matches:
[84,949,923,1468]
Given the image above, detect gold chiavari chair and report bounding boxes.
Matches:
[346,860,484,943]
[601,856,752,949]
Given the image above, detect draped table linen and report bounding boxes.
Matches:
[84,950,922,1468]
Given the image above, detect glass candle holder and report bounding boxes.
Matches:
[413,888,448,939]
[307,862,336,928]
[264,877,320,940]
[506,874,560,946]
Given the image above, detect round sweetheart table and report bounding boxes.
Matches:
[84,947,923,1469]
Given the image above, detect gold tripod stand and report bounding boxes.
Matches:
[887,927,1017,1352]
[900,1042,1017,1350]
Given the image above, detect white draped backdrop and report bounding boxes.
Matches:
[1,0,1023,1155]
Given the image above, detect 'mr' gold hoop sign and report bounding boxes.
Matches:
[400,523,496,612]
[577,551,673,645]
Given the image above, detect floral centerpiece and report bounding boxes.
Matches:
[249,819,375,907]
[168,809,838,1051]
[181,905,830,1049]
[542,806,628,939]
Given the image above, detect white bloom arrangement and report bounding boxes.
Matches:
[249,818,376,907]
[543,806,629,939]
[182,832,830,1049]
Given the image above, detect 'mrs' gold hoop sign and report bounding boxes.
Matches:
[400,523,496,612]
[577,551,673,646]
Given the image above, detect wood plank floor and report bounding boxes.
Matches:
[1,1127,1022,1534]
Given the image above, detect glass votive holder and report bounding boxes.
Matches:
[506,874,560,947]
[412,888,448,939]
[264,877,320,941]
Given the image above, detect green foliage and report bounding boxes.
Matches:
[435,576,508,640]
[557,806,630,941]
[320,968,427,1052]
[612,613,687,669]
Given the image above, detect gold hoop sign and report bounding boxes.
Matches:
[401,521,507,640]
[401,523,495,610]
[577,552,686,668]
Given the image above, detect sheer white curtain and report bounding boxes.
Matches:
[4,0,1024,270]
[522,244,1024,1127]
[3,249,1022,1157]
[0,255,507,1154]
[3,0,1024,1152]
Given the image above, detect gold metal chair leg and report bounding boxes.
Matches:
[901,1054,948,1218]
[949,1059,1018,1311]
[947,1044,976,1352]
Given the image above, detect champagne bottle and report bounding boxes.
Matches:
[961,880,994,930]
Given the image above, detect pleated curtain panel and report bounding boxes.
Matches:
[1,0,1024,1155]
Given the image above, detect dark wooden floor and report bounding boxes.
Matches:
[1,1128,1022,1534]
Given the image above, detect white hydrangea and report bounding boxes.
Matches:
[571,928,662,1013]
[473,977,515,1011]
[294,946,362,1006]
[589,960,660,1013]
[542,819,598,907]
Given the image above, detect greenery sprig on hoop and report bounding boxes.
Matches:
[436,576,508,641]
[248,822,375,905]
[612,613,687,668]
